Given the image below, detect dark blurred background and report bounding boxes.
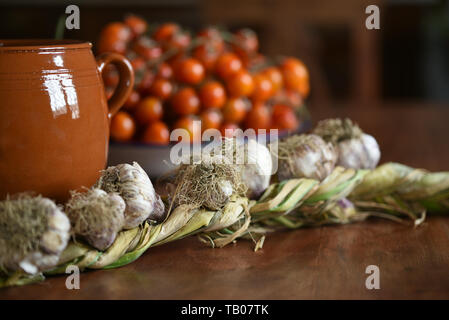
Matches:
[1,0,448,107]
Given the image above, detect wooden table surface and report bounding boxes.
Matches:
[1,102,449,300]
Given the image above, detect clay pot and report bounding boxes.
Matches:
[0,40,134,202]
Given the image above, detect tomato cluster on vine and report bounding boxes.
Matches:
[99,15,310,145]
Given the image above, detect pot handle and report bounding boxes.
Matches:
[96,53,135,118]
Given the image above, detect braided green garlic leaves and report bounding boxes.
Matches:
[350,162,449,219]
[250,166,368,230]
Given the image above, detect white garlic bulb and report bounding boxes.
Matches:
[0,196,70,274]
[237,138,273,199]
[337,133,380,169]
[173,152,245,211]
[65,188,125,251]
[313,118,381,170]
[96,162,165,229]
[209,138,273,199]
[275,134,338,181]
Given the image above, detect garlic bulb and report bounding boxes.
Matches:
[0,195,70,274]
[275,134,338,181]
[313,118,381,170]
[65,188,125,251]
[205,138,273,199]
[173,152,246,211]
[96,162,165,228]
[236,138,273,199]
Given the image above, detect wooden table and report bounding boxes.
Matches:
[1,102,449,299]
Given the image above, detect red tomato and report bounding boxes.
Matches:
[263,67,283,94]
[251,73,273,102]
[142,121,170,145]
[222,98,247,123]
[197,27,225,53]
[198,81,226,109]
[150,78,173,100]
[232,28,259,54]
[280,57,310,98]
[215,53,243,79]
[193,27,225,72]
[244,103,270,130]
[165,30,191,51]
[226,70,254,97]
[110,111,136,142]
[171,87,200,115]
[132,37,163,61]
[232,28,259,67]
[97,37,127,55]
[137,70,155,95]
[129,57,146,73]
[103,22,131,42]
[124,15,147,38]
[156,62,173,79]
[174,58,205,85]
[153,23,180,42]
[200,109,223,132]
[135,97,163,125]
[192,43,220,72]
[272,104,299,131]
[97,22,131,54]
[123,90,141,111]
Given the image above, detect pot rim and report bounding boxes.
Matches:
[0,39,92,51]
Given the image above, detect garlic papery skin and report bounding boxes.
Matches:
[337,133,380,170]
[313,118,381,170]
[276,134,338,181]
[0,195,70,274]
[96,162,165,228]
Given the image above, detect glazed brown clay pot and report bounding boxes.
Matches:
[0,40,134,202]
